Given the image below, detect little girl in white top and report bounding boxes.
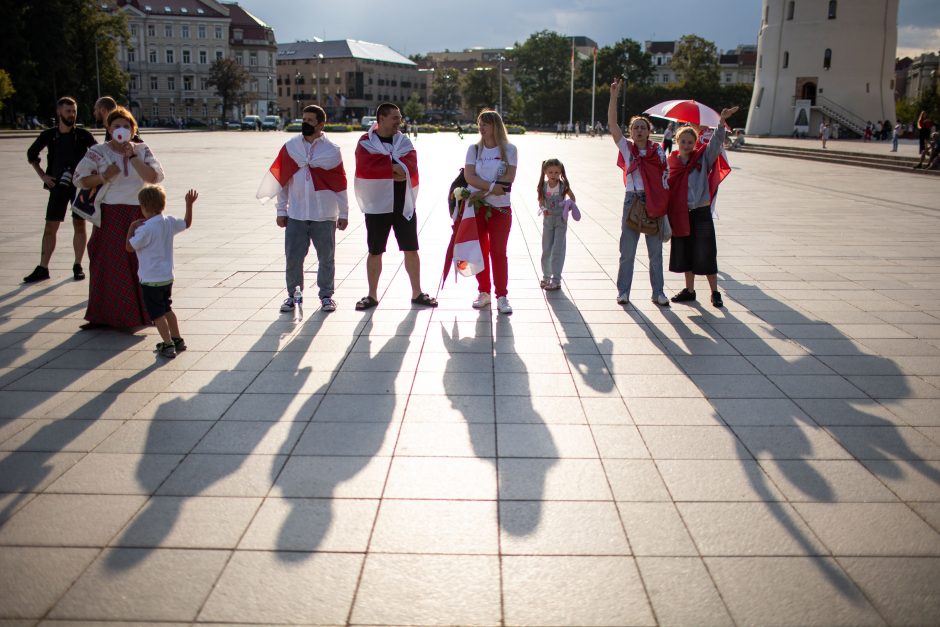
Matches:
[537,158,576,290]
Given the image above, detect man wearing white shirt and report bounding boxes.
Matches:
[275,105,349,313]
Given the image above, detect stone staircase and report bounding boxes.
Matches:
[739,143,940,176]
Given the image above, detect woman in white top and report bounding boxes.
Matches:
[74,107,164,329]
[463,109,518,314]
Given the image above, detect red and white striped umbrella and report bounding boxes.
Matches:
[643,99,721,127]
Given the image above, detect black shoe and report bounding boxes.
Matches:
[73,264,85,281]
[171,337,187,352]
[671,288,696,303]
[23,265,50,283]
[711,291,724,308]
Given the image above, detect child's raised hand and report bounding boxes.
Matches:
[185,189,198,205]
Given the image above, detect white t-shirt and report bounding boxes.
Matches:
[466,143,518,208]
[617,137,665,192]
[128,214,187,284]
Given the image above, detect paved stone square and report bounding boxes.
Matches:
[0,128,938,626]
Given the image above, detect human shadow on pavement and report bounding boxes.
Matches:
[645,272,935,598]
[545,290,614,394]
[273,311,417,560]
[441,313,558,536]
[0,362,170,524]
[107,311,343,569]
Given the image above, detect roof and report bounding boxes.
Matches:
[646,41,676,54]
[225,2,271,40]
[719,53,739,65]
[116,0,226,18]
[277,40,416,66]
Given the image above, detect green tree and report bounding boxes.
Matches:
[579,38,653,90]
[208,57,251,122]
[509,30,571,124]
[672,34,720,89]
[0,0,128,124]
[431,67,461,114]
[403,91,425,121]
[461,68,509,115]
[0,69,14,115]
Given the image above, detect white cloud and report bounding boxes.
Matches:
[897,25,940,57]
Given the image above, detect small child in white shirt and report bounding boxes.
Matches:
[537,158,577,290]
[126,184,196,358]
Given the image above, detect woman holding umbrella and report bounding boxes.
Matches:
[608,78,670,307]
[666,106,739,308]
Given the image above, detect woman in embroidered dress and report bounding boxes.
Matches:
[666,106,738,309]
[608,78,670,307]
[462,109,518,315]
[74,107,164,329]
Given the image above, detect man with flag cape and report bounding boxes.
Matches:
[256,104,348,314]
[353,102,437,310]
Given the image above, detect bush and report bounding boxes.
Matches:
[507,125,527,135]
[323,124,356,132]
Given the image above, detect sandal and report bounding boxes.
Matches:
[411,292,438,307]
[355,295,379,311]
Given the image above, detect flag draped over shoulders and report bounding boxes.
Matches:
[256,134,347,205]
[354,126,419,219]
[616,141,669,218]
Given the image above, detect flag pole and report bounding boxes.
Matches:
[569,38,574,126]
[590,46,597,128]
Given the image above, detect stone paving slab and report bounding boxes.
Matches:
[0,129,938,625]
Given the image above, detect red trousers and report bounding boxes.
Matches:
[474,207,512,297]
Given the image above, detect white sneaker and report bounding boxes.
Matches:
[616,293,629,305]
[472,292,491,309]
[652,294,670,307]
[497,296,513,314]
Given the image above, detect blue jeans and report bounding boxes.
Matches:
[285,218,336,299]
[541,213,567,281]
[617,191,664,299]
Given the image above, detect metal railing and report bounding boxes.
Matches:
[815,95,867,137]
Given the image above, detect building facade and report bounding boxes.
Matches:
[276,40,427,123]
[111,0,275,125]
[903,52,939,102]
[645,41,757,86]
[746,0,899,136]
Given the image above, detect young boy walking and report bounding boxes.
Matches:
[126,185,196,358]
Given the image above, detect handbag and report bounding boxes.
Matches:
[71,183,106,227]
[626,196,659,235]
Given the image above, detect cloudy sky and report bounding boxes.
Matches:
[237,0,939,59]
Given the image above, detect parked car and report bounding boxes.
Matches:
[241,115,262,130]
[285,119,303,132]
[360,115,377,130]
[262,115,282,131]
[225,120,241,130]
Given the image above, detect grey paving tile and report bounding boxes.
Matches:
[502,556,655,626]
[274,455,391,498]
[405,394,495,423]
[657,459,785,502]
[133,392,238,421]
[312,393,406,422]
[0,419,121,453]
[604,459,673,501]
[636,557,734,626]
[759,459,900,502]
[498,457,611,500]
[733,425,852,460]
[497,423,597,458]
[395,421,493,457]
[385,455,495,500]
[371,499,498,554]
[794,503,940,556]
[156,453,286,497]
[351,554,500,627]
[500,500,630,554]
[839,557,940,626]
[619,502,698,556]
[624,397,720,426]
[0,494,146,547]
[239,497,377,553]
[795,398,910,426]
[94,420,212,454]
[193,420,304,455]
[496,395,586,424]
[49,548,229,622]
[0,547,98,619]
[199,551,362,624]
[705,557,884,626]
[115,496,261,549]
[679,502,827,556]
[640,425,746,460]
[45,453,182,495]
[827,426,940,460]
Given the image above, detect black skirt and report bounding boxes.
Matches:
[669,206,718,275]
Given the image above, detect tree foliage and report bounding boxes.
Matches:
[578,38,653,90]
[403,91,425,121]
[509,30,572,124]
[208,58,251,121]
[431,67,461,113]
[460,68,510,116]
[672,34,720,89]
[0,0,128,124]
[0,69,14,115]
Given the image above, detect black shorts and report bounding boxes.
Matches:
[46,185,81,222]
[669,206,718,275]
[365,208,419,255]
[141,282,173,320]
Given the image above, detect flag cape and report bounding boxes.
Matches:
[441,199,484,288]
[616,141,669,218]
[354,126,419,219]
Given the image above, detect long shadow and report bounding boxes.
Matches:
[0,362,171,524]
[441,313,557,536]
[545,290,614,394]
[274,311,418,560]
[642,271,934,598]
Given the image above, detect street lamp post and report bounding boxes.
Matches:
[497,55,504,116]
[95,38,101,100]
[316,53,324,107]
[295,71,301,118]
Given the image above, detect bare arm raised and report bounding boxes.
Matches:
[608,78,624,146]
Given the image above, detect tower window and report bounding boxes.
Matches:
[828,0,837,19]
[787,1,795,20]
[823,48,832,69]
[783,51,789,68]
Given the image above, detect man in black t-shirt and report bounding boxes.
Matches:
[25,96,97,283]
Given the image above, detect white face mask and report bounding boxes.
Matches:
[112,127,131,144]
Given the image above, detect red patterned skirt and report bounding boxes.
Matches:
[85,203,151,328]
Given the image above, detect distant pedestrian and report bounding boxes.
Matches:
[23,96,96,283]
[663,122,675,153]
[864,121,872,141]
[917,111,934,154]
[891,121,900,152]
[456,122,464,140]
[537,158,577,291]
[821,121,830,149]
